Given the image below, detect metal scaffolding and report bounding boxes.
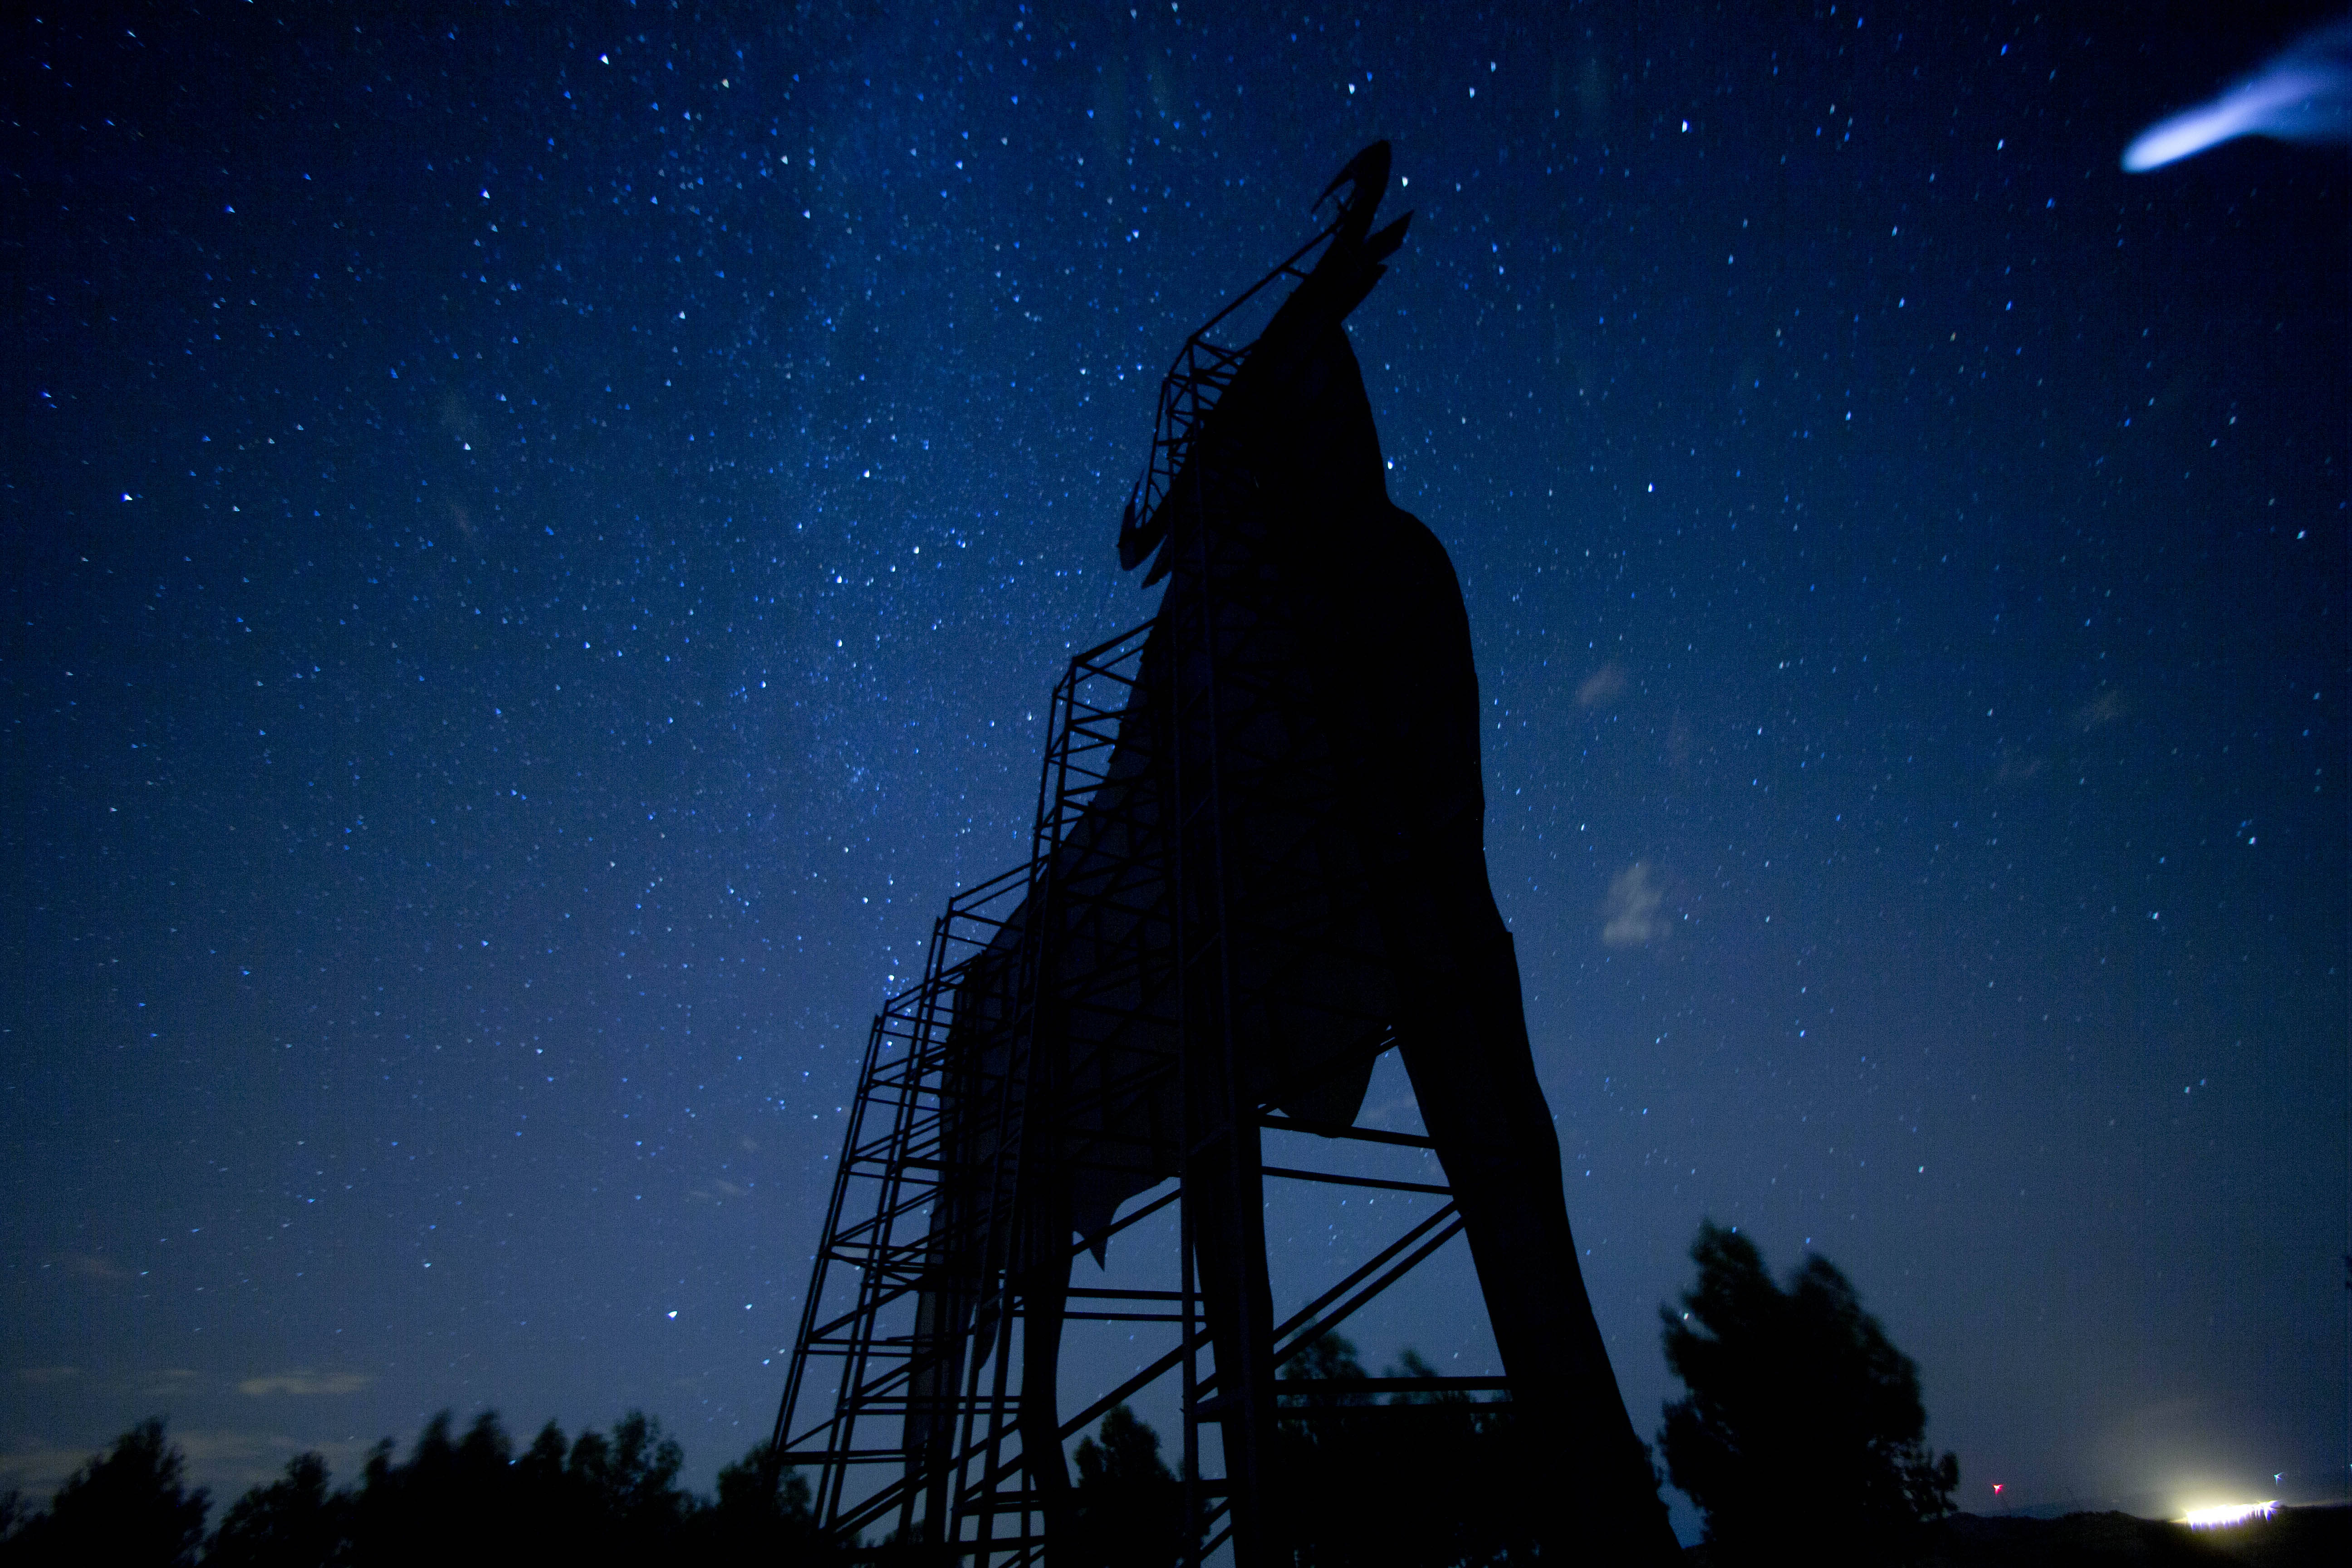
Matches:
[770,621,1168,1559]
[767,613,1500,1564]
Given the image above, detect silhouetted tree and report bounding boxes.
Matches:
[697,1438,823,1563]
[1266,1334,1538,1567]
[203,1451,344,1568]
[567,1410,697,1550]
[1279,1332,1378,1401]
[344,1407,723,1564]
[342,1409,530,1564]
[1659,1221,1959,1565]
[0,1418,208,1567]
[504,1415,581,1549]
[1,1411,832,1567]
[1065,1404,1188,1568]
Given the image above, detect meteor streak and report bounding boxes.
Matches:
[2123,19,2352,171]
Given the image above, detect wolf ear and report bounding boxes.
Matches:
[1117,491,1166,573]
[1363,213,1411,265]
[1316,140,1393,219]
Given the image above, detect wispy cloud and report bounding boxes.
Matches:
[0,1441,101,1497]
[1602,862,1669,948]
[1577,660,1627,708]
[172,1427,326,1490]
[236,1371,373,1397]
[140,1369,201,1397]
[1996,746,2045,782]
[13,1366,80,1386]
[2073,687,2129,731]
[4,1424,368,1507]
[58,1254,131,1283]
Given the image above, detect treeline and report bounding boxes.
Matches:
[0,1343,1511,1568]
[0,1410,830,1567]
[2,1225,1968,1566]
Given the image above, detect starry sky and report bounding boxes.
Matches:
[2,0,2344,1535]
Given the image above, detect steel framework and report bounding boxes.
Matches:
[766,616,1494,1564]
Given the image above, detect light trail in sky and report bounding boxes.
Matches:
[2124,18,2352,170]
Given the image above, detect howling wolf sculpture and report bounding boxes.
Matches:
[904,142,1677,1563]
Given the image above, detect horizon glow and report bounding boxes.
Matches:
[2179,1501,2278,1528]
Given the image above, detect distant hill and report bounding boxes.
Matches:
[1679,1504,2347,1566]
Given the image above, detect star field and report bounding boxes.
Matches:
[1,0,2343,1529]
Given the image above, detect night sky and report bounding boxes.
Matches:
[3,0,2345,1537]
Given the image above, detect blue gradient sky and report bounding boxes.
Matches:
[3,0,2344,1533]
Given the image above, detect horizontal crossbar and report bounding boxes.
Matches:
[1274,1376,1510,1402]
[1259,1113,1437,1150]
[1260,1164,1451,1196]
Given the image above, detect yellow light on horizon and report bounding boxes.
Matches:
[2179,1501,2277,1529]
